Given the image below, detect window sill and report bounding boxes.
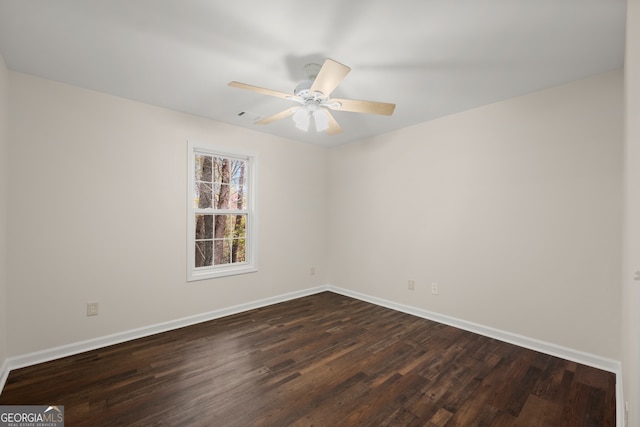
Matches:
[187,265,258,282]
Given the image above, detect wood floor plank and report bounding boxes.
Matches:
[513,394,561,427]
[0,292,616,426]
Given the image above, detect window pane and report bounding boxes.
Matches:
[230,159,246,186]
[214,215,232,239]
[195,214,214,239]
[229,184,238,209]
[195,240,213,267]
[211,215,245,265]
[194,182,200,208]
[229,159,247,210]
[212,183,222,208]
[195,182,213,209]
[201,158,248,211]
[232,238,246,263]
[214,239,232,265]
[232,214,246,238]
[213,157,225,183]
[195,155,213,182]
[215,183,229,209]
[229,184,247,210]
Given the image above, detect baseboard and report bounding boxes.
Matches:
[1,284,625,427]
[327,285,621,373]
[3,286,328,378]
[3,283,622,373]
[617,370,626,427]
[326,285,624,427]
[0,358,8,395]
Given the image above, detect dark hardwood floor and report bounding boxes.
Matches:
[0,292,615,426]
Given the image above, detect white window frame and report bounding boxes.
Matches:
[187,140,258,281]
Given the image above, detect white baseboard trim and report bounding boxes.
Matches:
[327,285,621,373]
[326,285,625,427]
[0,358,8,395]
[617,370,626,427]
[1,284,625,427]
[5,284,621,374]
[2,286,328,379]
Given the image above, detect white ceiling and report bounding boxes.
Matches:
[0,0,627,146]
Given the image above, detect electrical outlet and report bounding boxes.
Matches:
[408,280,415,290]
[431,283,439,295]
[310,267,316,276]
[87,302,99,317]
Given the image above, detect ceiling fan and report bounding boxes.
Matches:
[228,59,395,135]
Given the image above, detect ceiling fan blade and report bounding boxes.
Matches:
[325,110,342,135]
[255,107,298,125]
[228,81,294,100]
[309,59,351,97]
[329,98,396,116]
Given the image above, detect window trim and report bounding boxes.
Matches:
[187,140,258,281]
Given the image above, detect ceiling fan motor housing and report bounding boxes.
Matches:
[294,80,320,100]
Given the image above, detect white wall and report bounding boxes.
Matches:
[623,0,640,424]
[0,53,9,372]
[6,72,328,356]
[328,70,623,360]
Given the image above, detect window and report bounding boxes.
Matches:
[187,141,256,281]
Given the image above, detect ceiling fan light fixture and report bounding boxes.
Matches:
[293,108,310,131]
[313,109,329,132]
